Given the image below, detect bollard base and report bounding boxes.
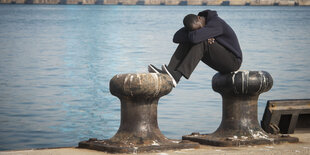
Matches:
[182,133,299,147]
[78,138,199,153]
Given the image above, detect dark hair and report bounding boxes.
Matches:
[183,14,199,31]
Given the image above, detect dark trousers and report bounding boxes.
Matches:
[168,40,241,79]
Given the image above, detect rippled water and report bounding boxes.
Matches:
[0,5,309,150]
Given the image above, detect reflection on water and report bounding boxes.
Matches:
[0,5,310,150]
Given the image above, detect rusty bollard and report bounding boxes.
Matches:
[183,70,298,146]
[79,73,199,153]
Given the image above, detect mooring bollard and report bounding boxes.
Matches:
[183,70,298,146]
[79,73,199,153]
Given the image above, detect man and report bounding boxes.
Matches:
[149,10,242,87]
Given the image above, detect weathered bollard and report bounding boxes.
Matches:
[79,73,199,153]
[183,70,298,146]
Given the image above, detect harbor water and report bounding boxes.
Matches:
[0,5,310,151]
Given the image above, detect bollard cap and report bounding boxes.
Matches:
[110,73,173,98]
[212,70,273,95]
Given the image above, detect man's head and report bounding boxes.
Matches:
[183,14,206,31]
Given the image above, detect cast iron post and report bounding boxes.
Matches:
[183,70,298,146]
[79,73,199,153]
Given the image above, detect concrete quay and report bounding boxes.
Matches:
[0,133,309,155]
[0,0,310,5]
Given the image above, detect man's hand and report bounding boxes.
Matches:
[208,38,215,44]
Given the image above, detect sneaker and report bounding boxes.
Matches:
[162,64,180,87]
[148,64,164,74]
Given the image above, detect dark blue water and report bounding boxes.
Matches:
[0,5,310,151]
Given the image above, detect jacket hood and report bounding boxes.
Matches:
[198,10,218,20]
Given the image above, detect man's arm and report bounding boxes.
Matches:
[188,24,223,44]
[173,27,191,43]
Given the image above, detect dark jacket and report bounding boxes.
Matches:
[173,10,243,61]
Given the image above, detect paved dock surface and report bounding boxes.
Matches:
[1,133,310,155]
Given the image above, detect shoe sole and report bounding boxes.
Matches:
[148,64,160,74]
[162,65,177,87]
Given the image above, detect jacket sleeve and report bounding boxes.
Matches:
[173,27,191,43]
[188,22,223,44]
